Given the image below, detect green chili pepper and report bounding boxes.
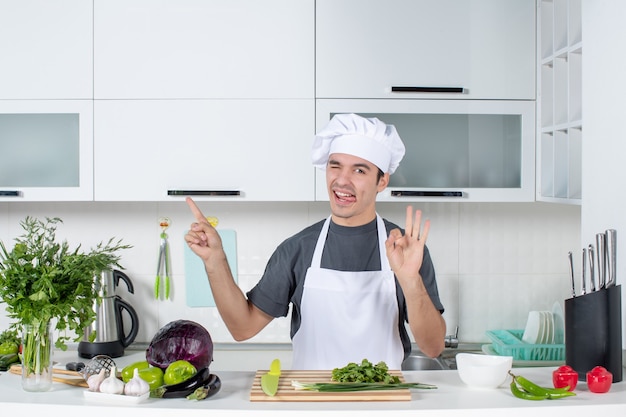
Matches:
[510,379,549,400]
[509,371,576,401]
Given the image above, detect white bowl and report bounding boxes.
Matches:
[456,353,513,389]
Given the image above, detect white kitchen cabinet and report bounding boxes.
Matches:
[94,0,314,99]
[316,99,536,202]
[0,100,94,201]
[316,0,536,100]
[0,0,92,99]
[94,99,315,201]
[537,0,582,204]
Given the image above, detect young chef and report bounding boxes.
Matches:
[185,113,446,370]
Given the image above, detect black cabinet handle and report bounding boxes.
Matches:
[391,86,465,93]
[0,190,21,197]
[167,190,241,196]
[391,191,464,197]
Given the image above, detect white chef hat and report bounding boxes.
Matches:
[312,113,405,174]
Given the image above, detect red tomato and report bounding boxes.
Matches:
[553,365,578,391]
[586,366,612,393]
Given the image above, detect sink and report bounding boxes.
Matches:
[402,347,484,371]
[401,355,451,371]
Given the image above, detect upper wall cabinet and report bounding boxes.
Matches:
[94,0,314,99]
[315,99,536,202]
[0,0,93,99]
[94,99,315,201]
[316,0,536,100]
[0,100,94,201]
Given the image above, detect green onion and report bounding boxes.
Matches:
[291,380,437,392]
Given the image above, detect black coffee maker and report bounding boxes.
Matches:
[78,269,139,358]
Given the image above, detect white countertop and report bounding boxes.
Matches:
[1,350,626,417]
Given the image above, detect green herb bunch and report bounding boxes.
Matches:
[331,359,400,384]
[0,216,131,350]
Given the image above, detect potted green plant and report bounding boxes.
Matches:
[0,216,131,391]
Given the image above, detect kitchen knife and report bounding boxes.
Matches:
[596,233,607,289]
[261,359,281,397]
[581,248,587,295]
[588,244,596,292]
[568,251,576,298]
[605,229,617,288]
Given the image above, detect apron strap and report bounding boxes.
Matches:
[375,213,392,272]
[310,216,331,268]
[312,215,391,270]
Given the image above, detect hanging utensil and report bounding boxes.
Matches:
[588,244,596,292]
[596,233,607,289]
[568,251,576,298]
[605,229,617,288]
[155,217,172,300]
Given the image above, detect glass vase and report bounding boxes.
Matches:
[21,321,53,392]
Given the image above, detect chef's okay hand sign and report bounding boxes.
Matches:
[385,206,430,283]
[185,197,225,264]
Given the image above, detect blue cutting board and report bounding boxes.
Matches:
[184,229,238,307]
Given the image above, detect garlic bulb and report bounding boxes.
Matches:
[99,366,125,395]
[87,368,107,392]
[124,368,150,397]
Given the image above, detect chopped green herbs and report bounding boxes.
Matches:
[331,359,399,383]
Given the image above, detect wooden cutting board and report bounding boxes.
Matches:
[9,364,88,388]
[249,370,411,402]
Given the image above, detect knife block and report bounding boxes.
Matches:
[564,285,622,382]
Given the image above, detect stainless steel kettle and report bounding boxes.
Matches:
[78,269,139,358]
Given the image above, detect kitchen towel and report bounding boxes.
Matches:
[184,229,238,307]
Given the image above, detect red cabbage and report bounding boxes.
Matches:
[146,319,213,370]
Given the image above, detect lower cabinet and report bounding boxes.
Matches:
[94,100,315,201]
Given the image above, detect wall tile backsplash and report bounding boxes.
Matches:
[0,201,580,347]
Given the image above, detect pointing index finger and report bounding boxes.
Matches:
[186,197,208,223]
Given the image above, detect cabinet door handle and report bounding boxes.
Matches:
[391,191,464,197]
[167,190,241,196]
[0,190,22,197]
[391,86,465,93]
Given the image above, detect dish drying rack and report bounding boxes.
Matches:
[486,329,565,361]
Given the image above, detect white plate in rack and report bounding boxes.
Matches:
[522,311,543,344]
[552,302,565,344]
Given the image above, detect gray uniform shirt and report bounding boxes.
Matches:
[246,216,444,360]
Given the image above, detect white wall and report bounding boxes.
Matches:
[0,200,580,346]
[581,1,626,345]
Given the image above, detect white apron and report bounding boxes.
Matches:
[292,214,404,370]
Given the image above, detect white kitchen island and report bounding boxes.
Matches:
[1,350,625,417]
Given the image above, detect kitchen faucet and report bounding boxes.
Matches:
[445,326,459,349]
